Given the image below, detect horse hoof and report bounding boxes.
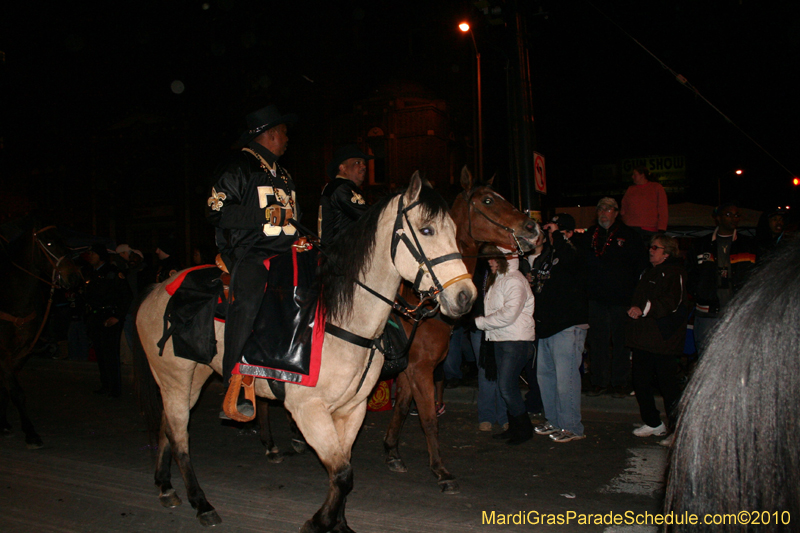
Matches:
[197,509,222,527]
[291,439,308,454]
[159,489,182,508]
[438,479,460,495]
[385,457,407,473]
[26,439,44,450]
[266,450,284,464]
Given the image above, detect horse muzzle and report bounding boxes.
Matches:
[437,276,477,318]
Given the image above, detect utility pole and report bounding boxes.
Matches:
[507,1,540,218]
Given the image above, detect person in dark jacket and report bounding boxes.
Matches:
[688,202,756,356]
[319,145,374,245]
[84,243,131,397]
[533,213,589,443]
[627,235,688,444]
[580,197,646,397]
[206,105,299,416]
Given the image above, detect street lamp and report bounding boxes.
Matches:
[459,21,482,181]
[718,169,743,205]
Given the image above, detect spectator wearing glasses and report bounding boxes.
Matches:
[626,235,688,444]
[688,201,756,356]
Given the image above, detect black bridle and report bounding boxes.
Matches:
[463,187,529,256]
[324,193,471,391]
[353,193,471,318]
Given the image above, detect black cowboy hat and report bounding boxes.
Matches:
[235,105,298,148]
[326,145,375,179]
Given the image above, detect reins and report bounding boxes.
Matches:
[0,226,67,359]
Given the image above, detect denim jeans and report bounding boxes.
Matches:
[494,340,534,418]
[444,326,474,381]
[692,316,719,358]
[524,340,544,414]
[537,326,587,436]
[471,330,507,425]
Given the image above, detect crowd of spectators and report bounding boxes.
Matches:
[447,168,792,446]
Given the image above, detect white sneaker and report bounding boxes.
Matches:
[659,433,675,447]
[633,423,667,437]
[478,421,492,432]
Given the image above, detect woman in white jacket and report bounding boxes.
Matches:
[474,246,536,445]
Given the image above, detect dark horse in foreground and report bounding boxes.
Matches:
[134,175,477,531]
[0,220,82,448]
[382,166,540,493]
[664,240,800,530]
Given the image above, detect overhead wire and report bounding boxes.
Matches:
[585,0,797,178]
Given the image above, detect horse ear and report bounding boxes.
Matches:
[487,173,496,186]
[405,171,423,204]
[460,166,474,192]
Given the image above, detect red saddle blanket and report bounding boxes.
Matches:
[163,249,325,387]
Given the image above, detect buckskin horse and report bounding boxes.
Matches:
[0,220,83,448]
[134,174,477,531]
[383,166,540,493]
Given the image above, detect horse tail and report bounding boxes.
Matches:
[131,284,163,439]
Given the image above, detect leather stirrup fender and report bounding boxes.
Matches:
[222,374,256,422]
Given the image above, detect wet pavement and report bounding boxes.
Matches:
[0,356,670,532]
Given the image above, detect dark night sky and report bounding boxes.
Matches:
[2,0,799,216]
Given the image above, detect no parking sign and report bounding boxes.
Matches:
[533,152,546,194]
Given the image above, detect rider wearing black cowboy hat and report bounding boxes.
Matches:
[206,104,299,415]
[318,145,374,245]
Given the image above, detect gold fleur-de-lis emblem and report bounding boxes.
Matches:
[208,187,227,211]
[351,191,365,205]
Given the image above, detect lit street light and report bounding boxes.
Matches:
[459,21,482,181]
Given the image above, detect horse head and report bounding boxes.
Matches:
[451,166,541,262]
[390,172,477,318]
[32,226,83,289]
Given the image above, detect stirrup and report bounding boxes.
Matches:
[223,373,256,422]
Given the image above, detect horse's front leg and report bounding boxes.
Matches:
[3,370,42,449]
[409,360,459,494]
[384,369,413,472]
[292,401,362,533]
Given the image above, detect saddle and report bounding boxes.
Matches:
[159,240,321,423]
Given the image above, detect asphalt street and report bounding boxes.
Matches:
[0,355,670,533]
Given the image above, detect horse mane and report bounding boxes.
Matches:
[319,183,449,322]
[664,239,800,526]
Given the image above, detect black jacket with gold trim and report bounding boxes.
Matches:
[319,177,368,245]
[206,142,300,266]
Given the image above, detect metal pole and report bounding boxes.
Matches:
[470,30,483,182]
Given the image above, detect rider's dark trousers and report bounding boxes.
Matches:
[223,254,270,381]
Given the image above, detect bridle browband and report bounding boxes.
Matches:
[463,187,528,256]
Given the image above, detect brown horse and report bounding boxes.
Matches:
[0,220,83,448]
[383,166,541,493]
[134,174,476,531]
